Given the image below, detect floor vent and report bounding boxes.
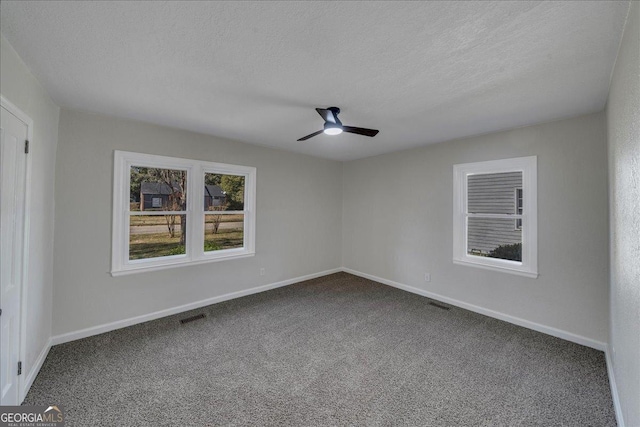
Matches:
[428,302,451,311]
[180,313,206,324]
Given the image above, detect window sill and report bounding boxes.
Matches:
[453,258,538,278]
[111,250,255,277]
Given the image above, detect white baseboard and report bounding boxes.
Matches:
[21,339,51,402]
[605,345,625,427]
[342,268,607,351]
[51,268,342,346]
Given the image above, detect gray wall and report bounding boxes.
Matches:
[606,2,640,425]
[343,112,609,343]
[53,109,342,335]
[0,36,60,381]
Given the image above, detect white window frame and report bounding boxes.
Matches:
[111,150,256,276]
[453,156,537,278]
[514,187,523,230]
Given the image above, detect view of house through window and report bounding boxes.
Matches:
[203,173,245,252]
[467,171,523,262]
[515,188,523,230]
[112,150,257,275]
[453,156,537,278]
[127,169,250,259]
[129,166,188,260]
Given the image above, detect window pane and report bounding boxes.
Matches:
[204,213,244,251]
[130,166,187,211]
[204,173,245,211]
[129,214,186,260]
[468,172,522,214]
[467,217,522,262]
[515,188,523,230]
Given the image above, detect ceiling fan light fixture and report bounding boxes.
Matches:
[323,126,343,136]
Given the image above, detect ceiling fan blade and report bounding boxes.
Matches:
[342,126,379,137]
[315,108,337,124]
[297,130,324,141]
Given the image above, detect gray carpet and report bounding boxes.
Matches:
[24,272,615,426]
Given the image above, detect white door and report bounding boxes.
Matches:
[0,105,29,405]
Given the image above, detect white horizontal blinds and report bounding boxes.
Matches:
[203,173,247,252]
[128,166,188,261]
[466,172,523,262]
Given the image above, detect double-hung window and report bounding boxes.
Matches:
[453,156,537,278]
[111,151,256,276]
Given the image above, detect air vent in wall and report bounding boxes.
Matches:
[428,302,451,311]
[180,313,206,324]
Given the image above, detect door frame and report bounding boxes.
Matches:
[1,95,33,403]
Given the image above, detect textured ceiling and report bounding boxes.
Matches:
[0,1,630,161]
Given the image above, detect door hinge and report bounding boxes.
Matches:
[18,361,22,376]
[25,140,29,154]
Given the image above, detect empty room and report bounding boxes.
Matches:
[0,1,638,426]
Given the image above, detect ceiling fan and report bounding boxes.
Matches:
[297,107,379,141]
